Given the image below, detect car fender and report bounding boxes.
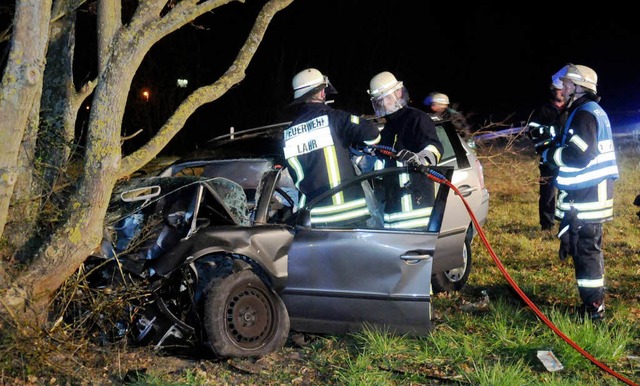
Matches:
[146,225,294,289]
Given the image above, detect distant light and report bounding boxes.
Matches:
[142,89,150,101]
[177,79,188,88]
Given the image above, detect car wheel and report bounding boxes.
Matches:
[203,269,290,357]
[432,233,472,293]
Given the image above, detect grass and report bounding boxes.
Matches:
[2,139,640,385]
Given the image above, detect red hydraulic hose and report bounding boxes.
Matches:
[423,169,638,386]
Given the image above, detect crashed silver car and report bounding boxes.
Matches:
[164,118,490,293]
[83,156,455,358]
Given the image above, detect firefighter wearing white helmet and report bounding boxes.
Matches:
[283,68,380,226]
[366,71,443,229]
[541,63,619,321]
[424,92,473,140]
[424,92,450,117]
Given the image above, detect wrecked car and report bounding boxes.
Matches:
[162,118,490,293]
[81,158,454,358]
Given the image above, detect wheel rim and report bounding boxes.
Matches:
[224,285,276,349]
[444,241,468,282]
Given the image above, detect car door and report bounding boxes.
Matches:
[282,166,452,336]
[431,121,487,273]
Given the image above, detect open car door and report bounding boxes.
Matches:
[282,166,453,335]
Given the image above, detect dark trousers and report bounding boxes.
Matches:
[572,223,605,308]
[538,163,557,230]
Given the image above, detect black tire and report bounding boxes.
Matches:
[432,233,472,293]
[203,270,290,357]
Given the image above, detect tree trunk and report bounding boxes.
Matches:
[1,0,294,327]
[0,0,52,239]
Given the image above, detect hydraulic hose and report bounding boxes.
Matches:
[420,165,638,386]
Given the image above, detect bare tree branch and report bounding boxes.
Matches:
[119,0,293,177]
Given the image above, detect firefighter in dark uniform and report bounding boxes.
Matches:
[424,92,473,142]
[541,64,619,320]
[527,65,568,231]
[367,71,443,229]
[283,68,381,226]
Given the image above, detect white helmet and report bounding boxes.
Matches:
[292,68,336,101]
[561,64,598,93]
[367,71,408,117]
[368,71,403,99]
[426,92,449,105]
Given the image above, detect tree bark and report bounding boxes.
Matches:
[0,0,52,239]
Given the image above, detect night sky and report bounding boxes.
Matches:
[74,1,640,154]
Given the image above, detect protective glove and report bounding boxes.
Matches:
[396,149,427,166]
[557,207,581,261]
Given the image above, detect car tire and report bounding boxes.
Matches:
[203,269,290,358]
[432,233,472,293]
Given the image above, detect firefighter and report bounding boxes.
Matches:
[541,64,619,320]
[526,65,569,231]
[283,68,381,226]
[424,92,473,141]
[367,71,443,229]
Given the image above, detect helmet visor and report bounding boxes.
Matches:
[370,86,408,117]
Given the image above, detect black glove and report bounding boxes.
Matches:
[396,149,426,166]
[557,207,581,261]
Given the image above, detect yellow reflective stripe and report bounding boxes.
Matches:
[425,145,441,164]
[364,134,381,145]
[384,217,431,229]
[350,115,360,124]
[396,172,413,212]
[577,278,604,288]
[288,156,304,190]
[323,146,344,204]
[310,207,371,224]
[569,134,589,151]
[311,198,367,214]
[384,207,432,221]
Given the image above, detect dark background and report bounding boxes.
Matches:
[161,0,638,155]
[8,1,640,156]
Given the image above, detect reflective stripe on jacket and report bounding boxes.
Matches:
[554,101,619,190]
[284,103,380,224]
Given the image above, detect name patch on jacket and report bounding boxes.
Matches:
[283,115,334,159]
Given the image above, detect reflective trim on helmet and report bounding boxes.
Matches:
[293,76,324,92]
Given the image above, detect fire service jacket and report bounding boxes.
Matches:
[543,95,619,222]
[283,103,380,225]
